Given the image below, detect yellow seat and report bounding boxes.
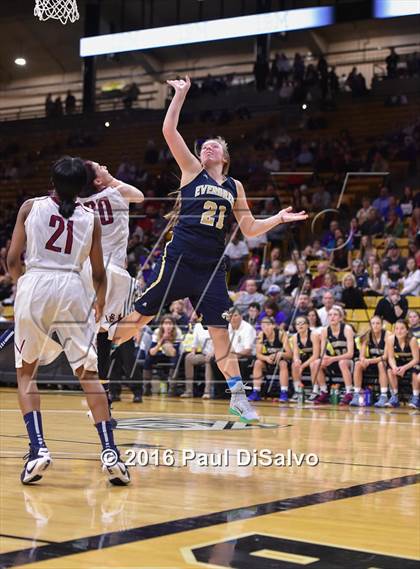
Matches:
[407,297,420,309]
[373,238,386,248]
[347,309,370,322]
[364,296,380,308]
[394,238,408,247]
[2,306,14,319]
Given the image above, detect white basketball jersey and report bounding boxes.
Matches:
[24,197,95,272]
[78,187,129,268]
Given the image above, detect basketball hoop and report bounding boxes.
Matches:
[34,0,79,25]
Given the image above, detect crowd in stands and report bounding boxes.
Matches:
[1,84,419,407]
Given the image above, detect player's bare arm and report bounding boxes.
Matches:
[7,200,34,283]
[233,179,308,238]
[162,76,202,185]
[89,217,107,322]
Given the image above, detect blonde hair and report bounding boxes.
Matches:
[165,136,231,229]
[329,304,345,319]
[342,272,356,287]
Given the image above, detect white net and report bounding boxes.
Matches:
[34,0,79,25]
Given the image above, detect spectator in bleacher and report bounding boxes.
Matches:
[399,186,414,217]
[243,302,261,328]
[169,299,190,330]
[375,283,408,324]
[263,153,280,173]
[53,96,63,117]
[360,208,384,237]
[312,272,342,306]
[408,310,420,339]
[116,158,137,185]
[286,259,312,295]
[65,90,76,115]
[372,186,390,218]
[401,258,420,296]
[382,241,407,282]
[386,47,399,78]
[143,315,183,395]
[357,235,377,264]
[226,307,257,383]
[225,232,249,287]
[384,209,405,238]
[356,197,374,226]
[385,196,404,220]
[296,144,313,166]
[370,151,389,173]
[237,259,262,291]
[234,279,266,315]
[279,80,294,103]
[317,291,335,326]
[330,238,352,272]
[409,207,420,241]
[257,299,287,328]
[341,273,366,309]
[308,308,323,333]
[267,284,293,318]
[311,261,329,289]
[367,262,389,296]
[45,93,54,118]
[181,321,214,399]
[321,219,339,249]
[352,259,369,290]
[261,260,282,293]
[0,248,8,276]
[144,139,159,164]
[0,275,14,302]
[312,186,331,212]
[286,292,312,331]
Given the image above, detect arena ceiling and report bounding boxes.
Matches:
[0,0,419,83]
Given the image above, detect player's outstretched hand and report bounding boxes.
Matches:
[166,76,191,98]
[279,206,308,224]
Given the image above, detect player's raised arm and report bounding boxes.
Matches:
[162,76,202,183]
[110,179,144,203]
[7,200,33,283]
[89,217,107,322]
[233,179,308,238]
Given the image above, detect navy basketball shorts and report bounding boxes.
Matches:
[134,255,232,328]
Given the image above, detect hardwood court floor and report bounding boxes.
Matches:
[0,387,419,568]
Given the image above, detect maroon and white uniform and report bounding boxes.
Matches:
[14,196,97,371]
[79,187,135,334]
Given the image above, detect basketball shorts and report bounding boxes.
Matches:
[14,270,96,373]
[81,262,135,333]
[134,255,231,328]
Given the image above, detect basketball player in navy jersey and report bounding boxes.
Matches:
[112,77,307,422]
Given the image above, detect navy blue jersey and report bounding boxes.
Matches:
[167,170,237,265]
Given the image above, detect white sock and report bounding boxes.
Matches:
[354,387,361,393]
[312,385,320,394]
[381,388,388,394]
[413,390,419,396]
[293,381,300,391]
[254,386,261,392]
[320,386,328,393]
[281,386,288,392]
[392,389,398,395]
[346,386,352,394]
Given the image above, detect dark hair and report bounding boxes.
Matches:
[249,302,261,311]
[264,300,279,313]
[52,156,87,218]
[307,308,322,327]
[79,160,97,197]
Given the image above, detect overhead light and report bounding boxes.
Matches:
[302,104,307,110]
[14,57,26,66]
[80,7,335,57]
[104,121,110,127]
[374,0,420,18]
